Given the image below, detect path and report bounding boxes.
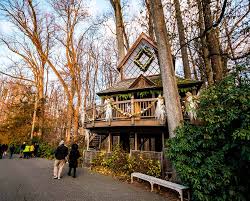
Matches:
[0,156,168,201]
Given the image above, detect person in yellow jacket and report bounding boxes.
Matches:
[23,144,31,159]
[30,144,35,157]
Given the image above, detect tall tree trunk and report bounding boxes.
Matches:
[37,70,45,137]
[173,0,191,79]
[31,94,38,140]
[73,102,80,141]
[145,0,155,40]
[196,0,214,85]
[202,0,223,83]
[110,0,126,62]
[149,0,183,138]
[66,96,73,143]
[188,46,198,80]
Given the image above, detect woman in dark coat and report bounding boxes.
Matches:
[68,143,80,178]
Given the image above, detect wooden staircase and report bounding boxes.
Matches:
[89,134,107,149]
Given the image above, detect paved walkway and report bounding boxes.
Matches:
[0,155,168,201]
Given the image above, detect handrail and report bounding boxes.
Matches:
[85,98,159,122]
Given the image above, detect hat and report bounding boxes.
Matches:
[59,140,64,146]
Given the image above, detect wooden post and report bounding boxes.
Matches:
[98,135,102,150]
[117,136,120,145]
[149,137,152,151]
[92,103,96,127]
[162,132,165,151]
[152,93,155,116]
[86,130,90,151]
[135,133,138,150]
[131,95,135,125]
[108,133,112,153]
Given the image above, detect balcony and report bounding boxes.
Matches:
[84,98,166,129]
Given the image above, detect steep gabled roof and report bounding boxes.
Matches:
[117,32,157,71]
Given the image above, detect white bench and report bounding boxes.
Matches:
[131,172,190,201]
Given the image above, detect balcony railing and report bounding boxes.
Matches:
[85,98,158,123]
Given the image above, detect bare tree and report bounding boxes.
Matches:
[196,0,214,85]
[201,0,224,82]
[173,0,191,79]
[110,0,128,62]
[0,0,55,137]
[50,0,89,142]
[145,0,155,40]
[149,0,183,138]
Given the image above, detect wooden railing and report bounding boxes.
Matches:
[85,98,158,123]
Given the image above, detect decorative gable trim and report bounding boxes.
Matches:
[129,74,157,89]
[117,32,157,71]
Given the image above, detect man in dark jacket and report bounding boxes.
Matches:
[53,140,68,180]
[9,144,15,159]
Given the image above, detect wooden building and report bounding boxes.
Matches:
[84,33,202,153]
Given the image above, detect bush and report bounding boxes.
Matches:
[38,142,55,159]
[167,67,250,201]
[92,145,161,178]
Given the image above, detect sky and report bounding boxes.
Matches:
[0,0,112,69]
[0,0,184,77]
[0,0,142,68]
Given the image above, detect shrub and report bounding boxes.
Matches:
[92,145,161,178]
[38,142,55,159]
[167,67,250,201]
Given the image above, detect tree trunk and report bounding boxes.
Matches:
[149,0,183,138]
[202,0,223,83]
[110,0,126,62]
[31,94,38,140]
[188,46,198,80]
[196,0,214,85]
[145,0,155,40]
[37,71,45,137]
[66,96,73,143]
[173,0,191,79]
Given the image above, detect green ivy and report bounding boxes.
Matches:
[114,93,132,100]
[167,66,250,201]
[178,87,196,93]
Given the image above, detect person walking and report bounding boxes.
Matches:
[9,144,15,159]
[53,140,68,180]
[34,143,39,157]
[23,144,31,159]
[1,144,6,158]
[2,144,8,158]
[30,144,35,157]
[20,142,26,158]
[67,144,80,178]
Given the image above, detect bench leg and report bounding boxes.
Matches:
[131,176,133,184]
[150,182,154,192]
[187,190,190,201]
[180,190,183,201]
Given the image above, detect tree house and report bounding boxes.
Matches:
[84,33,202,153]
